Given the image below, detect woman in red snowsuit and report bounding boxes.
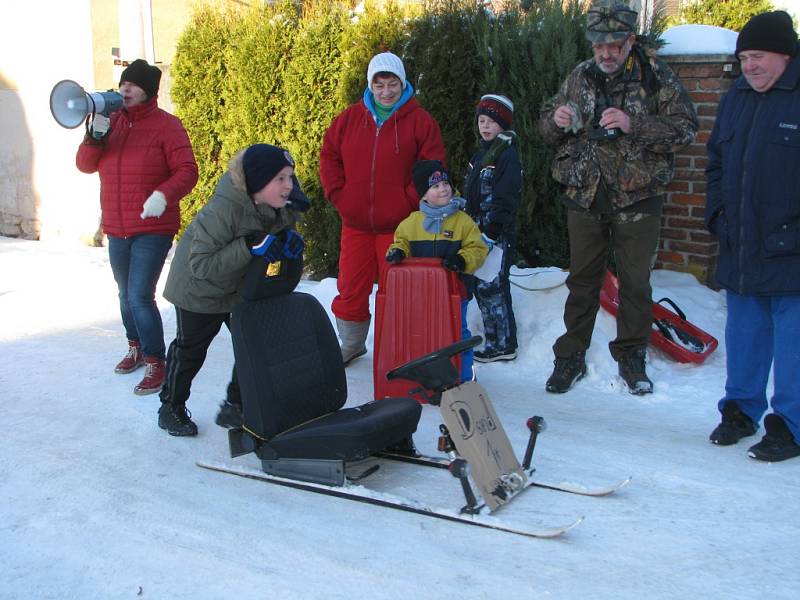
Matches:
[319,52,445,365]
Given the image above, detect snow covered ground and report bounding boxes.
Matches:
[1,235,798,599]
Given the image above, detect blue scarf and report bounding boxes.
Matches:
[363,82,415,126]
[420,197,466,234]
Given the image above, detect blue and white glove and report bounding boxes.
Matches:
[481,233,495,251]
[282,229,305,259]
[249,233,285,262]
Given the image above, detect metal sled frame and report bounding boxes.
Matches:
[387,336,546,514]
[228,429,347,486]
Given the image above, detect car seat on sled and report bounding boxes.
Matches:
[228,291,422,486]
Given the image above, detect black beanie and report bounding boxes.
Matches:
[736,11,798,58]
[119,59,162,98]
[412,160,450,199]
[243,144,295,194]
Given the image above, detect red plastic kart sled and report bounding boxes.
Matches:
[374,258,463,402]
[599,270,718,364]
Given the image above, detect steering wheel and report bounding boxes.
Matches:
[386,335,482,391]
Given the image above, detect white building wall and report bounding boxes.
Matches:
[1,1,102,243]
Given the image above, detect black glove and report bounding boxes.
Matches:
[442,254,466,273]
[386,248,405,263]
[248,231,286,262]
[482,221,502,241]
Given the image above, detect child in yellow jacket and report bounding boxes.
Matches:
[386,160,488,381]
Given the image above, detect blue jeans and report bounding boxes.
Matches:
[460,299,473,383]
[721,291,800,442]
[108,234,173,359]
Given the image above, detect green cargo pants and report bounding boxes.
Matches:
[552,209,661,361]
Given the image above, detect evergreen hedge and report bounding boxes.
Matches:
[171,0,593,276]
[677,0,775,32]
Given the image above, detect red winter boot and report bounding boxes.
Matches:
[115,341,144,374]
[134,357,166,396]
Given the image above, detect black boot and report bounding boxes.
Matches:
[747,414,800,462]
[474,348,517,363]
[618,348,653,395]
[215,400,243,429]
[545,351,587,393]
[158,402,198,437]
[709,401,756,446]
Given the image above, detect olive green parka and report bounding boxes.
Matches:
[163,149,301,314]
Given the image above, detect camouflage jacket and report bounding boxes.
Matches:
[538,48,698,209]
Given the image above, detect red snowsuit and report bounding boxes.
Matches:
[320,96,445,322]
[76,96,198,237]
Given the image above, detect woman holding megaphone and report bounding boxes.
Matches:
[76,59,198,396]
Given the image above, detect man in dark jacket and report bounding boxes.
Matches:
[538,0,697,395]
[705,11,800,462]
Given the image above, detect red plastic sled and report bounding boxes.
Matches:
[374,258,463,402]
[598,271,718,364]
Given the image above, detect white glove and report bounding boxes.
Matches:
[140,191,167,219]
[90,114,111,140]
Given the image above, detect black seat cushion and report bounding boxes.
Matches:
[269,398,422,461]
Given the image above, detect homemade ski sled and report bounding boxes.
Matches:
[599,270,718,364]
[383,336,629,502]
[200,289,585,539]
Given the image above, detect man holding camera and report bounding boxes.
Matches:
[538,0,697,395]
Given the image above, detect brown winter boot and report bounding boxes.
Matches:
[134,357,166,395]
[115,341,144,374]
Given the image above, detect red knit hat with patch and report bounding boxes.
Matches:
[476,94,514,131]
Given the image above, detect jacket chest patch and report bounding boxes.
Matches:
[442,230,454,239]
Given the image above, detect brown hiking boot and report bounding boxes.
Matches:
[115,341,143,374]
[134,357,166,395]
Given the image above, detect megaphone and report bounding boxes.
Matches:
[49,80,124,129]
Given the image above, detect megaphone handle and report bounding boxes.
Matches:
[86,93,97,115]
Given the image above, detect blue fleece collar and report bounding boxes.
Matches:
[363,82,415,126]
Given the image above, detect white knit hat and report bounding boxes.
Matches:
[367,52,407,89]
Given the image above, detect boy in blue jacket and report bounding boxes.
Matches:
[463,94,523,362]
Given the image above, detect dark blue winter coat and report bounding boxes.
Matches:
[463,134,523,240]
[705,48,800,296]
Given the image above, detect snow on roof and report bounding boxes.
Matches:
[659,24,738,56]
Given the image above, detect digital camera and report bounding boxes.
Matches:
[588,125,622,141]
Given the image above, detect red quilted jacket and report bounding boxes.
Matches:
[319,97,445,233]
[76,97,198,237]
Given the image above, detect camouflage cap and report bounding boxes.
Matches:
[585,0,637,44]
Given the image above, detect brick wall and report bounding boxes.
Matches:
[657,54,739,286]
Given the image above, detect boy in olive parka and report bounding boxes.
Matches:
[158,144,309,437]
